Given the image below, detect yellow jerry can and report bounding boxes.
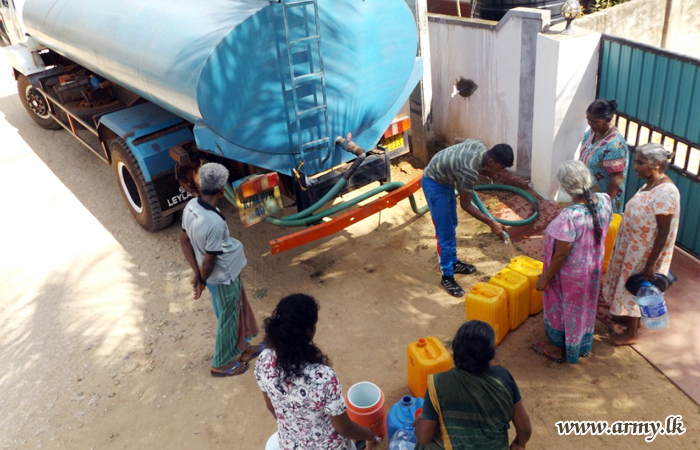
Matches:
[489,268,530,330]
[406,337,453,398]
[465,282,509,345]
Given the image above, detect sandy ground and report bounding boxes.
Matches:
[1,55,699,450]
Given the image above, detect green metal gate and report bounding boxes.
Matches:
[598,35,700,257]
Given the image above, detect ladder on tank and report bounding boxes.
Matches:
[279,0,332,166]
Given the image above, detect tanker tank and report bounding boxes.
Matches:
[22,0,422,176]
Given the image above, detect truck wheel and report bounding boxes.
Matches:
[110,138,173,231]
[17,75,62,130]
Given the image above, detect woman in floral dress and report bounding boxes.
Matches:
[579,99,629,214]
[602,143,681,345]
[254,294,375,450]
[534,161,612,364]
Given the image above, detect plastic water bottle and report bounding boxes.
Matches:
[386,395,423,441]
[636,281,670,329]
[389,421,417,450]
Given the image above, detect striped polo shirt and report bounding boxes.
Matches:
[423,139,487,192]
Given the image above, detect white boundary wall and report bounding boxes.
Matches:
[428,9,549,176]
[574,0,666,47]
[575,0,700,59]
[428,9,602,199]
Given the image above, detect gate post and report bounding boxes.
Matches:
[531,29,601,200]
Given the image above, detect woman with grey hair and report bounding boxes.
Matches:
[602,143,681,345]
[533,160,613,363]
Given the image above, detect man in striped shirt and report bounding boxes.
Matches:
[422,140,514,297]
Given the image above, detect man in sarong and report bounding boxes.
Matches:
[180,163,263,377]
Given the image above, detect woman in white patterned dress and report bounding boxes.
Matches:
[601,143,681,345]
[255,294,375,450]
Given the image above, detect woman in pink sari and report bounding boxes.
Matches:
[533,161,613,364]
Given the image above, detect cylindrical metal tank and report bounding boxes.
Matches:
[22,0,420,174]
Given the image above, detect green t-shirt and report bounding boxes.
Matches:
[423,139,487,192]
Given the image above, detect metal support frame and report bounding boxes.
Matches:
[40,88,109,163]
[269,176,423,254]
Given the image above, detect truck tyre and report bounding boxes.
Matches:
[17,75,62,130]
[110,138,173,231]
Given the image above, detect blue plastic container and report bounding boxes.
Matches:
[387,395,424,441]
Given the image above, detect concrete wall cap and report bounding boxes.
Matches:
[497,8,551,32]
[429,8,551,32]
[428,14,497,30]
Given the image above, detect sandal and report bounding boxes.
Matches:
[532,342,566,364]
[210,360,249,377]
[241,343,266,363]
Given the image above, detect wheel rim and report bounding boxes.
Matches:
[24,85,51,119]
[117,161,144,214]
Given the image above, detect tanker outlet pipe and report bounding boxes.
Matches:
[334,135,367,180]
[268,136,367,223]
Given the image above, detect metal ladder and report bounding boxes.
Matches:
[279,0,332,166]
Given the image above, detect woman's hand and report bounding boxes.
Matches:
[643,214,673,282]
[539,240,572,292]
[330,413,375,446]
[642,263,657,281]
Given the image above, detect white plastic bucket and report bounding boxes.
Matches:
[264,426,358,449]
[265,432,279,450]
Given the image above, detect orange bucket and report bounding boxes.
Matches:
[346,381,387,440]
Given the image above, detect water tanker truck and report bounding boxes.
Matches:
[1,0,422,241]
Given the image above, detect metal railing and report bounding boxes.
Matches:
[598,35,700,257]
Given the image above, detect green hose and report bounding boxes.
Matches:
[265,181,429,227]
[282,178,349,221]
[255,181,536,228]
[473,184,539,226]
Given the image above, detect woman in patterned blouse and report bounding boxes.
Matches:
[255,294,375,450]
[578,99,629,214]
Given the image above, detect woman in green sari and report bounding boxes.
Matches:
[414,321,532,450]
